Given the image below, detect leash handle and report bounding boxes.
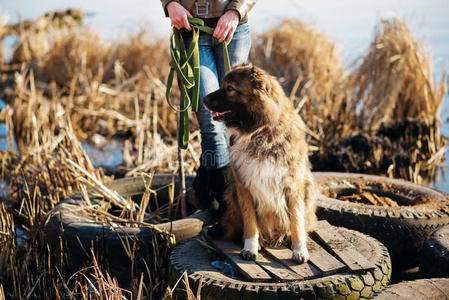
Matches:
[166,17,232,149]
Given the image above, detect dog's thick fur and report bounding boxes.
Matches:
[203,64,317,263]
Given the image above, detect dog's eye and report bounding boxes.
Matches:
[226,85,235,92]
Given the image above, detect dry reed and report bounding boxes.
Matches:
[251,19,447,184]
[0,12,181,298]
[250,20,355,142]
[346,19,446,182]
[0,9,446,299]
[350,19,447,131]
[163,271,203,300]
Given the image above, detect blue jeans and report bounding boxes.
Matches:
[184,23,251,170]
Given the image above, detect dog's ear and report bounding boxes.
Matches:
[249,66,272,94]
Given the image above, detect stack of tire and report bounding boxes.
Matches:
[420,224,449,278]
[45,172,449,298]
[314,172,449,273]
[170,223,392,299]
[373,278,449,299]
[43,174,210,283]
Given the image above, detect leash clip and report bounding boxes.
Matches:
[195,1,209,16]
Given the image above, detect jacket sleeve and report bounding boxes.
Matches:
[225,0,256,20]
[161,0,179,17]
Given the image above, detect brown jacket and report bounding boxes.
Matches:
[161,0,256,23]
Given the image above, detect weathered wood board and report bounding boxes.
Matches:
[307,238,346,274]
[255,251,303,281]
[264,246,321,280]
[313,220,376,272]
[207,220,375,282]
[208,239,272,282]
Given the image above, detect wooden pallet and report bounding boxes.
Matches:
[207,220,376,282]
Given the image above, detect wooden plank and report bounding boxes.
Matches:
[313,220,376,272]
[264,246,321,280]
[255,252,303,281]
[208,239,272,282]
[307,238,346,274]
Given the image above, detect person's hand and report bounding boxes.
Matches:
[213,10,240,44]
[166,1,193,30]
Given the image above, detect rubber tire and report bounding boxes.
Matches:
[420,225,449,277]
[314,172,449,272]
[372,278,449,300]
[43,174,212,283]
[170,226,392,300]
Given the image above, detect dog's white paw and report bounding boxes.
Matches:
[240,237,259,261]
[292,248,309,264]
[240,248,258,260]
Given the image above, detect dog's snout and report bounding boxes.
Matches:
[202,95,210,106]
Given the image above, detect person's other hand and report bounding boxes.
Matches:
[213,10,239,44]
[167,1,193,30]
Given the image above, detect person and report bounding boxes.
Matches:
[160,0,256,215]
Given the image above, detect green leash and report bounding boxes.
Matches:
[166,18,231,149]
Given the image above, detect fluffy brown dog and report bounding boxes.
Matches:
[202,64,317,263]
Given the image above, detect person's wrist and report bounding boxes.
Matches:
[226,9,240,21]
[166,1,179,12]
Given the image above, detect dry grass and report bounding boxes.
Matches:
[2,25,200,174]
[346,19,446,182]
[0,12,185,298]
[0,10,446,299]
[350,19,447,131]
[251,20,355,142]
[251,19,447,184]
[163,271,203,300]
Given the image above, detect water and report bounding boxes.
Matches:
[0,99,16,151]
[82,137,123,173]
[1,0,449,190]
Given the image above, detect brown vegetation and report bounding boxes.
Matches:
[251,19,447,184]
[251,20,354,141]
[0,10,446,299]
